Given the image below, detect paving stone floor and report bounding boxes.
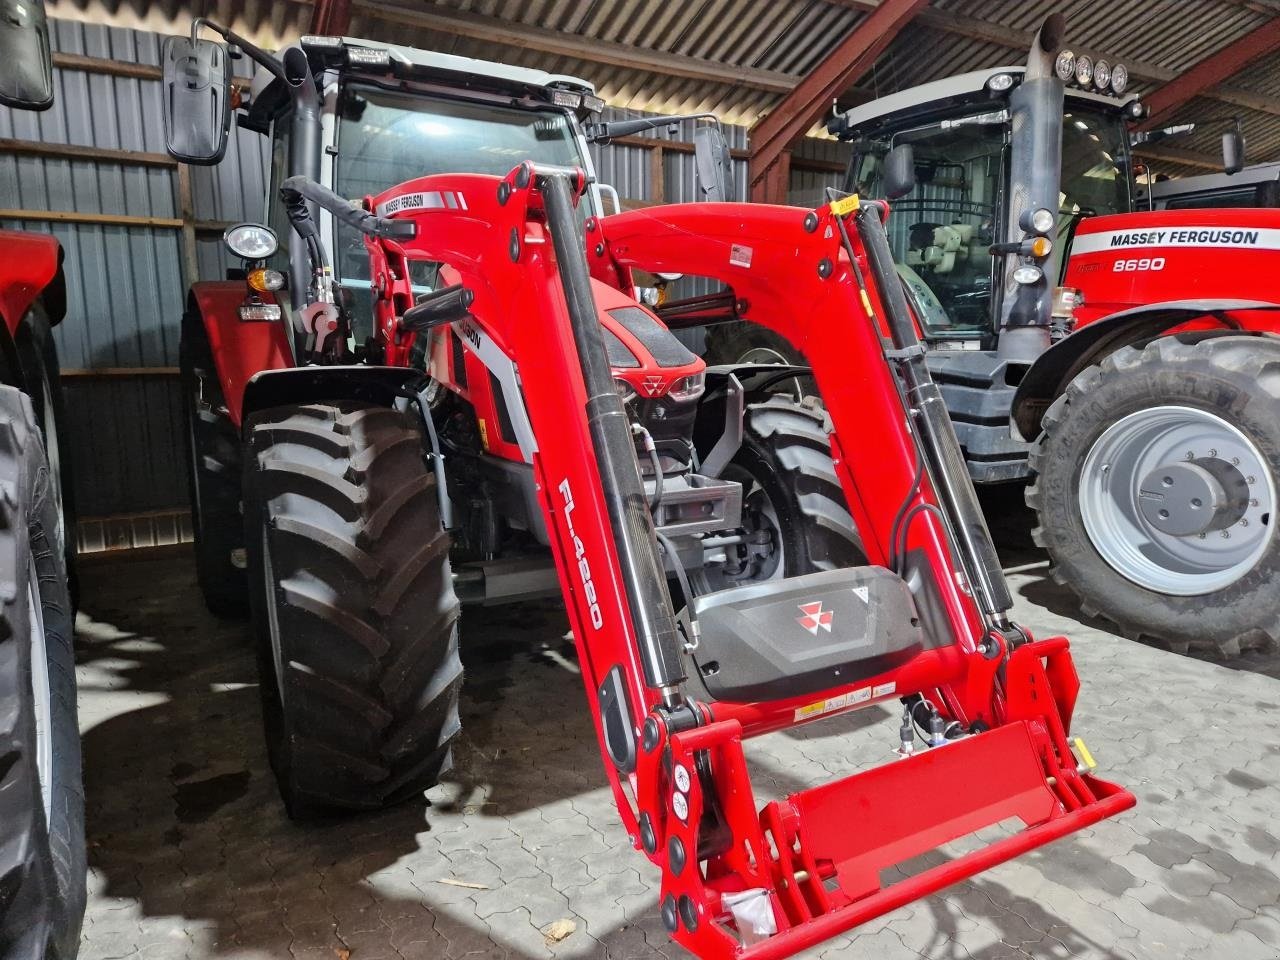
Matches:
[75,490,1280,959]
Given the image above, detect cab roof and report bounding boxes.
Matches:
[830,66,1138,140]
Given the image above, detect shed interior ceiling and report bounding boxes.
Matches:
[44,0,1280,172]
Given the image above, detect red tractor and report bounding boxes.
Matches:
[0,2,84,958]
[164,21,1132,958]
[707,14,1280,657]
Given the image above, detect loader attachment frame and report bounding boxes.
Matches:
[358,167,1134,958]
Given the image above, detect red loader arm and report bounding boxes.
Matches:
[363,170,1134,959]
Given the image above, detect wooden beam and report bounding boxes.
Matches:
[52,51,162,81]
[176,165,200,287]
[749,0,928,202]
[0,138,175,168]
[61,367,181,379]
[1142,18,1280,126]
[0,209,185,229]
[1133,144,1237,172]
[355,1,797,95]
[310,0,354,36]
[649,144,665,204]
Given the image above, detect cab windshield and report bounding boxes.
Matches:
[848,99,1133,342]
[334,84,589,318]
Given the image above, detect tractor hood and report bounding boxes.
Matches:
[1065,207,1280,326]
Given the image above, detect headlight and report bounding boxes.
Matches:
[667,371,705,402]
[1055,50,1076,82]
[1111,63,1129,95]
[1094,59,1111,91]
[581,94,606,114]
[224,222,278,261]
[987,72,1015,93]
[1013,265,1044,285]
[1021,207,1055,234]
[1075,55,1093,87]
[614,378,637,403]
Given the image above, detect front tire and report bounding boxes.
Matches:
[1028,336,1280,655]
[180,313,247,619]
[701,395,863,590]
[244,401,462,818]
[0,386,84,960]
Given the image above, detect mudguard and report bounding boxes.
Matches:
[188,281,293,427]
[0,230,62,334]
[1010,298,1280,441]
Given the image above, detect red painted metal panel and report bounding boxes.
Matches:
[0,230,60,336]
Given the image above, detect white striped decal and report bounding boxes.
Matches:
[1072,226,1280,255]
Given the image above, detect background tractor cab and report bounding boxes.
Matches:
[824,22,1145,482]
[1145,160,1280,210]
[161,22,742,617]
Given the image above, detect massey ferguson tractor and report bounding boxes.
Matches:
[164,20,1132,956]
[705,15,1280,657]
[0,2,85,958]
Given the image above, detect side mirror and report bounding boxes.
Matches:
[884,143,916,200]
[694,125,735,202]
[0,0,53,111]
[1223,126,1245,175]
[161,34,233,165]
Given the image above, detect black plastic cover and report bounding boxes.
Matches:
[609,307,697,368]
[687,567,924,703]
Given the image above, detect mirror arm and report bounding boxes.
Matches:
[586,112,720,144]
[191,17,289,83]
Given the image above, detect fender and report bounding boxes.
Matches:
[1010,298,1280,440]
[241,365,422,424]
[0,230,63,334]
[189,281,293,427]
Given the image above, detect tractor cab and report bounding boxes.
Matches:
[838,69,1137,352]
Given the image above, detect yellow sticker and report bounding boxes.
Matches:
[1074,737,1097,770]
[477,418,490,450]
[828,193,861,217]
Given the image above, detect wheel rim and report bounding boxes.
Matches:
[1079,404,1275,595]
[737,347,805,400]
[702,470,786,589]
[28,559,52,821]
[261,526,287,703]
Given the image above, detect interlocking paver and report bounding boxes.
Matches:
[77,523,1280,959]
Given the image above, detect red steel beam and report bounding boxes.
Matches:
[1143,16,1280,126]
[310,0,354,36]
[748,0,928,203]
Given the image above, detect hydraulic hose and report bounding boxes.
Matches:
[853,201,1014,624]
[538,171,688,702]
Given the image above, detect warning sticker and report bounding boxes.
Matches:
[794,686,871,721]
[872,681,896,698]
[729,243,753,268]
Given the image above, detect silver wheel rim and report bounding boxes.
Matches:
[28,560,52,821]
[737,347,805,400]
[1079,404,1275,595]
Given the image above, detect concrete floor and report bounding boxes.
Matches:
[75,492,1280,960]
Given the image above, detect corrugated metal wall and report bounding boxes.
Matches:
[0,20,851,538]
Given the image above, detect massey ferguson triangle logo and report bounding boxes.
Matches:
[796,601,834,635]
[641,375,666,397]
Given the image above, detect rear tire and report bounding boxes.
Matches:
[244,401,462,818]
[0,386,84,960]
[16,304,77,608]
[180,313,247,619]
[1028,336,1280,655]
[701,395,863,590]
